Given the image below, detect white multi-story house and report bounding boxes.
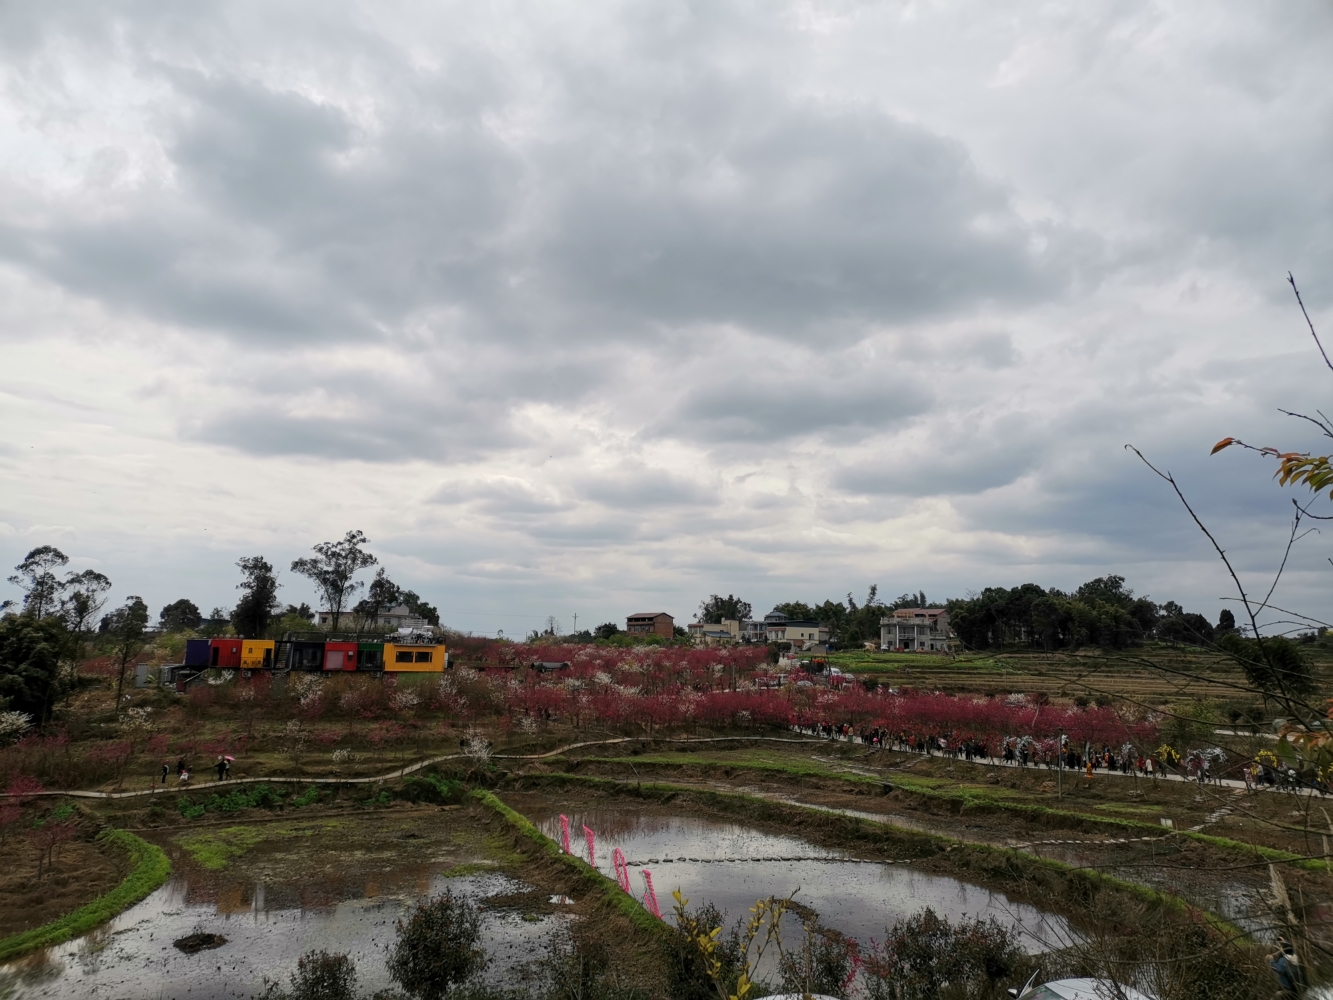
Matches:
[880,609,951,651]
[317,604,428,630]
[766,619,830,646]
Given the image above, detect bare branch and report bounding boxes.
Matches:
[1127,445,1319,719]
[1256,504,1304,615]
[1289,271,1332,374]
[1125,445,1263,638]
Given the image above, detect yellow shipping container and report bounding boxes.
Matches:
[240,639,275,670]
[383,643,445,672]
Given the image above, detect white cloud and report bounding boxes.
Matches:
[0,1,1331,632]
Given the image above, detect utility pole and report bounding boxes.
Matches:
[573,612,578,635]
[1058,732,1063,801]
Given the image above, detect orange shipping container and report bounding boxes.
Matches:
[383,643,444,672]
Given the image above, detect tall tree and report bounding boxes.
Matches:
[8,546,69,618]
[159,599,203,632]
[232,556,281,638]
[354,568,402,628]
[61,570,112,635]
[60,569,112,665]
[696,594,752,624]
[772,601,815,620]
[103,596,150,712]
[291,530,377,632]
[0,614,69,725]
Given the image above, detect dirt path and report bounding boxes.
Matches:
[0,735,826,800]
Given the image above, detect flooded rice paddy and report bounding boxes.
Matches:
[1,795,1075,999]
[0,809,568,1000]
[525,801,1074,956]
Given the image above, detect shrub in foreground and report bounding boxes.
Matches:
[861,907,1035,1000]
[388,889,486,1000]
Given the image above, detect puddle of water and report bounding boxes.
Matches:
[0,871,567,1000]
[530,806,1073,956]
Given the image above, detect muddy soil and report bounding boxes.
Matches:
[0,822,128,939]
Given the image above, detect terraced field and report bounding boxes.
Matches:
[826,645,1333,705]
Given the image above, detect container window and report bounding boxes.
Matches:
[395,650,413,663]
[414,650,431,663]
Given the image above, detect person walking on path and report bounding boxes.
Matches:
[160,762,169,785]
[176,757,186,779]
[215,756,227,782]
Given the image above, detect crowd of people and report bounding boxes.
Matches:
[795,720,1331,795]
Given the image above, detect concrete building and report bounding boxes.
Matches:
[880,608,952,651]
[741,620,768,642]
[766,619,830,646]
[317,604,428,630]
[626,611,675,638]
[687,619,740,645]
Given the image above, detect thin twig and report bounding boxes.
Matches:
[1289,272,1332,374]
[1126,445,1308,715]
[1278,408,1333,440]
[1257,505,1305,615]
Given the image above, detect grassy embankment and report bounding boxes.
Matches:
[0,829,170,962]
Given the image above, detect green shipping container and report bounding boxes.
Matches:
[357,642,384,670]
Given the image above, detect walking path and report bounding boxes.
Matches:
[791,726,1328,799]
[0,734,825,800]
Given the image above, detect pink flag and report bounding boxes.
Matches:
[560,814,571,855]
[641,869,661,919]
[583,824,596,869]
[612,847,630,892]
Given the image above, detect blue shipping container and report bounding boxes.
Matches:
[184,639,211,667]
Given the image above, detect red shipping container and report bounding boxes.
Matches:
[323,641,357,671]
[209,638,242,668]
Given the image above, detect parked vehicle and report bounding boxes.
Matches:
[1011,974,1157,1000]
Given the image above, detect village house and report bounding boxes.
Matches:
[687,619,740,646]
[765,618,830,647]
[626,611,675,638]
[317,604,428,630]
[880,608,952,651]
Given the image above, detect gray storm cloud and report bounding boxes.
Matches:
[0,1,1330,628]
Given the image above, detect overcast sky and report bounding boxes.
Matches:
[2,2,1331,634]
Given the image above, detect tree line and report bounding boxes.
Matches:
[695,587,943,648]
[160,531,441,638]
[0,533,445,727]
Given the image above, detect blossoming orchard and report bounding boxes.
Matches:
[0,641,1168,794]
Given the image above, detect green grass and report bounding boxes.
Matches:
[177,826,271,869]
[823,651,1004,674]
[0,829,171,963]
[176,821,340,870]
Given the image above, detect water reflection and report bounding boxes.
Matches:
[0,871,565,1000]
[532,805,1072,955]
